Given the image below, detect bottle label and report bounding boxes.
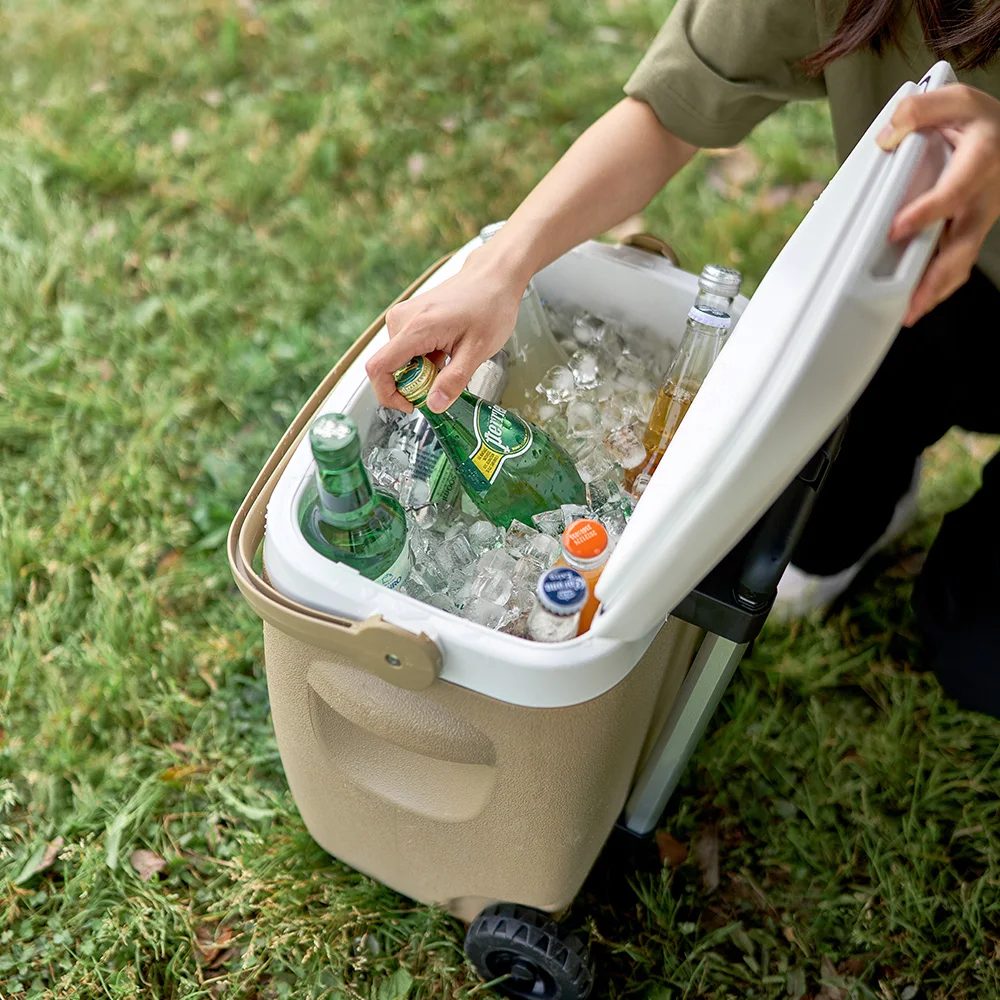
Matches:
[376,544,411,591]
[462,400,533,492]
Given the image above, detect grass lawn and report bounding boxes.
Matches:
[2,0,1000,997]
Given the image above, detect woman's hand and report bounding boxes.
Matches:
[365,247,526,413]
[878,84,1000,327]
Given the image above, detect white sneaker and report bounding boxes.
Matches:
[770,458,923,620]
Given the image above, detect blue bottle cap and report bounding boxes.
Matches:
[536,567,588,616]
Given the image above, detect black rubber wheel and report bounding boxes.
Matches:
[464,903,594,1000]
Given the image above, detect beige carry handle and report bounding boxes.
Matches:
[619,232,682,268]
[227,254,455,690]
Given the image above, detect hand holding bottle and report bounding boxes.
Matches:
[367,248,526,414]
[366,97,698,412]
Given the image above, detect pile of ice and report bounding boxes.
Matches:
[363,306,670,635]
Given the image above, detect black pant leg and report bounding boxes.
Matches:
[791,270,1000,575]
[913,450,1000,715]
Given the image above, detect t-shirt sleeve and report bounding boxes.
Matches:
[624,0,827,148]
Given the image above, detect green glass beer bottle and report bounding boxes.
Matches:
[299,413,410,589]
[394,356,586,529]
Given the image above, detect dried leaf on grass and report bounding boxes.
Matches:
[38,836,64,873]
[195,924,236,967]
[14,836,65,884]
[129,848,167,882]
[655,830,688,868]
[693,825,720,892]
[816,955,848,1000]
[160,763,210,782]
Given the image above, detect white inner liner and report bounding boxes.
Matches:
[264,239,746,708]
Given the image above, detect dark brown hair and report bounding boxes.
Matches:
[802,0,1000,74]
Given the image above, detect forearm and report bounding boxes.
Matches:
[470,97,698,287]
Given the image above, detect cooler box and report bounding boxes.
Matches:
[228,63,954,999]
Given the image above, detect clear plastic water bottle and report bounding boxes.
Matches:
[527,566,589,642]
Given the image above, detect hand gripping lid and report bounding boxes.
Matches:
[591,61,956,643]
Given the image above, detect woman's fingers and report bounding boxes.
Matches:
[877,85,983,151]
[890,134,993,240]
[903,206,989,326]
[425,344,483,412]
[365,320,444,410]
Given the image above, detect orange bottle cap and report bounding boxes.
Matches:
[562,519,609,561]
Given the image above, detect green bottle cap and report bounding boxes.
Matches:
[309,413,361,470]
[394,356,437,405]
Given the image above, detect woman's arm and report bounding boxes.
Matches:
[366,97,698,412]
[878,84,1000,327]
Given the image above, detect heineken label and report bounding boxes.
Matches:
[461,400,533,493]
[377,544,410,591]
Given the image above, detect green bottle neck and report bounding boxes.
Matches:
[415,391,474,427]
[314,457,377,526]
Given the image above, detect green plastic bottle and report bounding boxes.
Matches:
[394,356,586,529]
[299,413,410,589]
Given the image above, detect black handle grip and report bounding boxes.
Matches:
[735,420,848,609]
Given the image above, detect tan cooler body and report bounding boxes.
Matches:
[227,240,759,922]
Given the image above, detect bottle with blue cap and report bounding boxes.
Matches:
[527,566,589,642]
[623,264,743,497]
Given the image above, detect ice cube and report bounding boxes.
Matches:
[560,503,590,523]
[594,501,628,542]
[402,577,433,603]
[439,534,477,573]
[504,519,539,556]
[471,566,513,606]
[586,479,618,510]
[468,520,504,553]
[386,448,411,475]
[605,426,647,469]
[540,414,569,444]
[397,471,431,509]
[569,350,601,390]
[543,302,576,337]
[478,548,518,577]
[536,402,561,424]
[524,532,561,567]
[616,351,649,383]
[563,432,600,460]
[536,365,577,404]
[408,558,448,595]
[425,592,457,614]
[461,492,480,517]
[576,449,616,483]
[566,399,600,435]
[464,597,506,630]
[410,503,440,530]
[531,508,566,537]
[598,326,626,358]
[512,556,545,589]
[500,610,530,638]
[572,312,604,347]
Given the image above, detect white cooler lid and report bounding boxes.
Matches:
[592,61,956,643]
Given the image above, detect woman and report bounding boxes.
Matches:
[366,0,1000,716]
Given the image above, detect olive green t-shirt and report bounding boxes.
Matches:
[625,0,1000,289]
